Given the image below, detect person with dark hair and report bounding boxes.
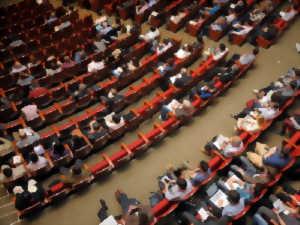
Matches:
[50,141,69,160]
[61,55,76,70]
[100,88,125,109]
[219,190,245,217]
[162,177,193,201]
[212,43,228,61]
[114,189,155,225]
[27,152,49,172]
[188,161,211,185]
[84,120,108,143]
[16,127,40,149]
[0,164,27,187]
[105,112,125,131]
[246,142,292,173]
[87,55,105,72]
[239,48,259,65]
[13,186,32,210]
[142,26,160,42]
[250,24,278,45]
[70,135,86,150]
[45,60,62,76]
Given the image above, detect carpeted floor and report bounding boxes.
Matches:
[0,0,299,225]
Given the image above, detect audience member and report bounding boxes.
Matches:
[16,127,40,149]
[26,152,49,172]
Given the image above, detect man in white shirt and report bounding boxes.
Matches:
[105,113,125,131]
[279,5,298,21]
[175,44,191,59]
[27,153,49,172]
[163,178,193,201]
[156,40,172,55]
[231,21,253,36]
[213,43,229,61]
[142,27,160,42]
[239,48,259,65]
[88,55,105,73]
[255,103,279,121]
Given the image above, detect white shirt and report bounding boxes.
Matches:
[175,49,191,59]
[156,42,172,55]
[11,65,27,74]
[27,156,49,172]
[257,107,278,121]
[239,53,255,65]
[226,14,236,23]
[105,113,125,131]
[165,179,193,201]
[88,61,105,73]
[237,116,260,133]
[144,29,160,42]
[213,48,229,61]
[280,8,297,21]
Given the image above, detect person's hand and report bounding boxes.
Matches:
[290,116,295,121]
[237,168,244,175]
[272,208,279,215]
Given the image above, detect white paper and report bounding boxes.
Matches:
[213,135,228,150]
[210,190,230,207]
[224,175,242,190]
[99,215,120,225]
[198,208,209,221]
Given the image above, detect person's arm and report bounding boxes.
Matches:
[273,209,286,225]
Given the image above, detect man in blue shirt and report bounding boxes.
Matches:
[188,161,211,185]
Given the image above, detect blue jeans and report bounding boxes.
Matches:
[253,213,268,225]
[119,193,140,213]
[161,105,172,121]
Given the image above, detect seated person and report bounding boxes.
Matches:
[217,171,265,201]
[191,84,216,100]
[162,177,193,201]
[13,186,33,210]
[49,141,69,160]
[174,44,191,59]
[230,20,253,38]
[141,26,160,42]
[230,156,272,184]
[17,71,34,87]
[21,102,39,122]
[180,209,229,225]
[11,61,27,74]
[27,179,46,204]
[100,88,125,109]
[157,58,175,77]
[210,16,227,31]
[16,127,40,149]
[28,82,48,101]
[246,142,292,172]
[136,0,149,15]
[70,83,88,101]
[127,58,139,71]
[91,36,107,53]
[212,43,228,61]
[0,96,12,114]
[60,55,76,70]
[160,99,194,121]
[156,39,173,55]
[278,4,298,22]
[45,60,62,76]
[170,9,186,24]
[87,55,105,73]
[204,135,243,157]
[169,68,192,88]
[60,164,91,187]
[105,113,125,131]
[218,64,240,84]
[73,49,87,63]
[250,24,278,45]
[219,190,246,217]
[70,135,86,151]
[187,161,211,185]
[84,120,109,143]
[46,11,58,24]
[199,5,220,16]
[235,114,264,133]
[238,48,259,65]
[114,189,155,225]
[26,152,49,173]
[54,20,71,32]
[0,164,27,187]
[112,64,128,79]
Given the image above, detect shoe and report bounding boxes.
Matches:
[99,199,108,210]
[296,43,300,53]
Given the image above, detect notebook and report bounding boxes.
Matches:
[198,208,209,221]
[210,190,230,208]
[99,216,120,225]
